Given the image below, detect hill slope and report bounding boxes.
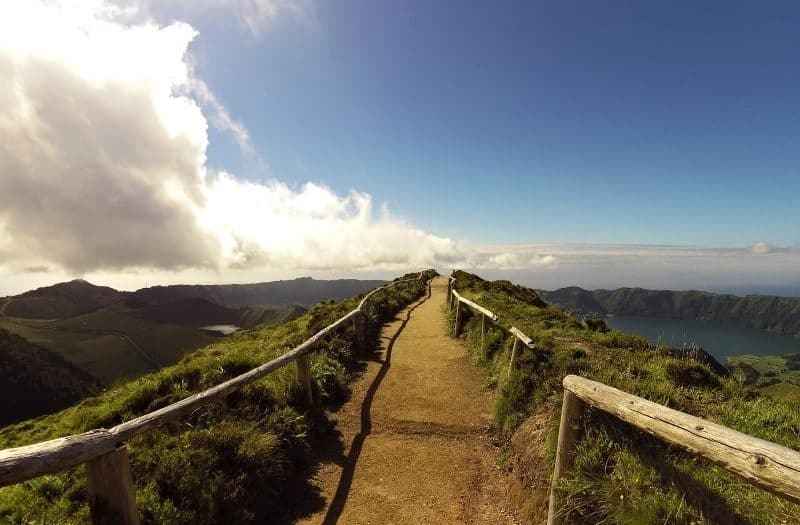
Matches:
[2,279,124,319]
[451,270,799,524]
[0,329,99,426]
[0,278,380,390]
[129,277,386,308]
[0,272,432,524]
[540,286,800,337]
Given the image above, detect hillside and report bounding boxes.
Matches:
[0,277,380,390]
[0,309,219,385]
[0,273,431,524]
[727,353,800,401]
[0,329,99,426]
[450,270,799,524]
[2,277,383,320]
[540,286,800,337]
[128,277,386,309]
[129,297,306,329]
[2,279,123,319]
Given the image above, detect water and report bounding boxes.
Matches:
[605,316,800,362]
[201,324,239,335]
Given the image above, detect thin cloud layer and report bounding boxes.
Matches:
[471,243,800,293]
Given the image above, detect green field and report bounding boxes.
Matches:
[727,352,800,403]
[0,310,216,384]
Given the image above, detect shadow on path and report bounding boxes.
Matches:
[320,282,432,525]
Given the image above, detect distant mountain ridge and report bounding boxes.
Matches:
[2,277,385,320]
[2,279,123,319]
[0,277,382,403]
[538,286,800,337]
[129,277,386,309]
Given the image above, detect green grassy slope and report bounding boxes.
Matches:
[0,329,99,427]
[2,280,123,319]
[129,277,387,308]
[0,278,381,391]
[728,353,800,402]
[450,270,800,525]
[0,311,218,384]
[0,272,434,524]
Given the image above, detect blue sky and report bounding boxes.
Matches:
[1,0,799,295]
[194,1,799,247]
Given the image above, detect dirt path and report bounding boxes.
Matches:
[296,276,519,524]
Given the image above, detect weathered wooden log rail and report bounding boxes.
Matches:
[547,375,800,524]
[0,272,432,524]
[446,274,535,375]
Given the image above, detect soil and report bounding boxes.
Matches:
[295,276,521,524]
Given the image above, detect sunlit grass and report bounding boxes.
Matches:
[450,269,800,524]
[0,271,434,524]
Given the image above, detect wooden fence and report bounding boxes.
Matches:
[0,272,432,524]
[547,375,800,524]
[446,275,535,378]
[447,272,800,524]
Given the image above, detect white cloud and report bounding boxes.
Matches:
[0,1,796,299]
[189,78,254,156]
[750,242,774,255]
[0,1,217,273]
[111,0,315,35]
[199,174,460,271]
[0,0,457,277]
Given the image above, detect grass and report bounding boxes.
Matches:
[0,311,217,384]
[727,353,800,404]
[0,271,435,524]
[448,270,800,525]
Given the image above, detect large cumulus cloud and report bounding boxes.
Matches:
[0,2,220,272]
[0,1,474,276]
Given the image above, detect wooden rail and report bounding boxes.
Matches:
[447,274,534,375]
[547,375,800,524]
[0,272,432,524]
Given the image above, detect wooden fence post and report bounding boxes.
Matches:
[453,300,462,336]
[353,311,367,352]
[547,389,586,525]
[87,445,139,525]
[481,314,486,350]
[507,337,519,378]
[296,354,315,406]
[447,282,452,309]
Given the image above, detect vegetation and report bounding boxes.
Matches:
[126,277,386,309]
[539,285,800,337]
[0,329,99,426]
[0,312,218,385]
[0,277,378,400]
[728,353,800,402]
[0,271,434,524]
[449,270,800,524]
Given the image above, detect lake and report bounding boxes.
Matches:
[201,324,240,335]
[605,316,800,362]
